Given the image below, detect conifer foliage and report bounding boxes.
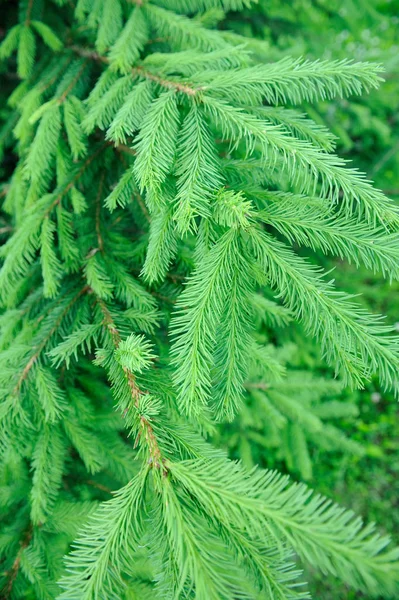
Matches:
[0,1,399,598]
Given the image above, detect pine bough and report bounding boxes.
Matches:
[0,0,398,598]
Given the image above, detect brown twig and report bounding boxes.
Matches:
[96,298,166,471]
[69,45,199,96]
[95,174,105,253]
[86,480,113,494]
[115,144,137,157]
[24,0,34,26]
[57,60,89,103]
[245,382,271,391]
[4,526,33,598]
[134,192,151,223]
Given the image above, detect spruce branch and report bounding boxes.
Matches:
[69,45,199,96]
[57,60,89,104]
[95,297,166,471]
[170,459,399,597]
[12,285,90,396]
[1,2,399,599]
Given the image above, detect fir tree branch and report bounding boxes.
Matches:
[57,60,89,104]
[69,45,199,96]
[95,297,166,471]
[13,285,90,395]
[2,4,399,598]
[44,143,108,219]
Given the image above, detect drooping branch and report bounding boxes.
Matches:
[95,297,166,471]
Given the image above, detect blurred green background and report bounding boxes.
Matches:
[219,2,399,597]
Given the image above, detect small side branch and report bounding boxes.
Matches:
[13,285,90,395]
[69,45,198,96]
[4,526,33,598]
[96,298,166,471]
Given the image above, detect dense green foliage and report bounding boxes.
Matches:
[220,5,399,596]
[0,1,398,599]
